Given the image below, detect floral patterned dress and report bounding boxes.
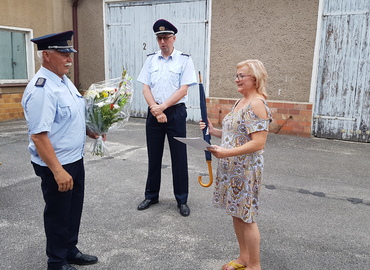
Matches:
[213,99,272,223]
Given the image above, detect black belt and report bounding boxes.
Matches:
[172,103,185,108]
[151,103,184,110]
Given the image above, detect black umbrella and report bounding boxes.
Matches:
[198,71,213,187]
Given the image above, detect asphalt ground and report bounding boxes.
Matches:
[1,117,369,270]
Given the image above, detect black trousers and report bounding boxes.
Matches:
[32,158,84,269]
[145,103,189,204]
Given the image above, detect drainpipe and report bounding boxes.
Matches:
[72,0,80,88]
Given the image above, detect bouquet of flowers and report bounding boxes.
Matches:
[85,70,133,156]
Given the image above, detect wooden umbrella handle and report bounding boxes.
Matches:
[198,160,213,187]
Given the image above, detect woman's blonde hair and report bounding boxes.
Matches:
[237,59,268,99]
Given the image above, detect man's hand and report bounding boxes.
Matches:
[150,104,165,117]
[87,129,106,141]
[156,113,167,123]
[31,132,74,192]
[53,169,74,192]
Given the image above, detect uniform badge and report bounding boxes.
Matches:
[159,26,165,31]
[35,77,46,87]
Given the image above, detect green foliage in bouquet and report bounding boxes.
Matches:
[90,90,130,133]
[85,69,133,156]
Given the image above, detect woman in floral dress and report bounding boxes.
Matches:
[200,60,272,270]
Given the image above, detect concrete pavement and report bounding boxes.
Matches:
[1,117,369,270]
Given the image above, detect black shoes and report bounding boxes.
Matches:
[48,264,77,270]
[67,252,98,265]
[137,199,159,210]
[178,203,190,217]
[137,199,190,216]
[47,252,98,269]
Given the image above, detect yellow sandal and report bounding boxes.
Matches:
[222,260,246,270]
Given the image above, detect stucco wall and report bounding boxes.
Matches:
[0,0,74,121]
[0,0,72,31]
[75,0,319,100]
[1,0,105,92]
[76,0,106,91]
[0,0,74,87]
[0,0,74,72]
[210,0,319,102]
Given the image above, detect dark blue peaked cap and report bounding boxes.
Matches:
[31,30,77,53]
[153,19,178,35]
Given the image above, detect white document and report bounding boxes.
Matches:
[174,137,213,151]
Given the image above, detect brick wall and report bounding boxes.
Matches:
[0,93,24,121]
[206,97,313,137]
[0,94,314,138]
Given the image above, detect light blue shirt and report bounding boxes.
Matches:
[22,66,86,166]
[137,49,197,104]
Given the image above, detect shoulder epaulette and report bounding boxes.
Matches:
[147,52,157,57]
[35,77,46,87]
[181,53,190,57]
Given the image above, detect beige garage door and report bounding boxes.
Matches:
[106,0,209,121]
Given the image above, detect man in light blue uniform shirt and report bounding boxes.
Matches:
[137,19,197,217]
[24,64,85,166]
[22,31,98,270]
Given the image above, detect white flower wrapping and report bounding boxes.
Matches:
[85,71,133,156]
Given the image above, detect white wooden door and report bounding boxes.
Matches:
[313,0,370,142]
[105,0,209,121]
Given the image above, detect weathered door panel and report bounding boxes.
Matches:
[313,0,370,142]
[106,0,208,121]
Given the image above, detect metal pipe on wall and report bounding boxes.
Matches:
[72,0,80,88]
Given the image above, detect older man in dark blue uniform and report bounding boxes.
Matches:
[22,31,98,270]
[137,19,197,217]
